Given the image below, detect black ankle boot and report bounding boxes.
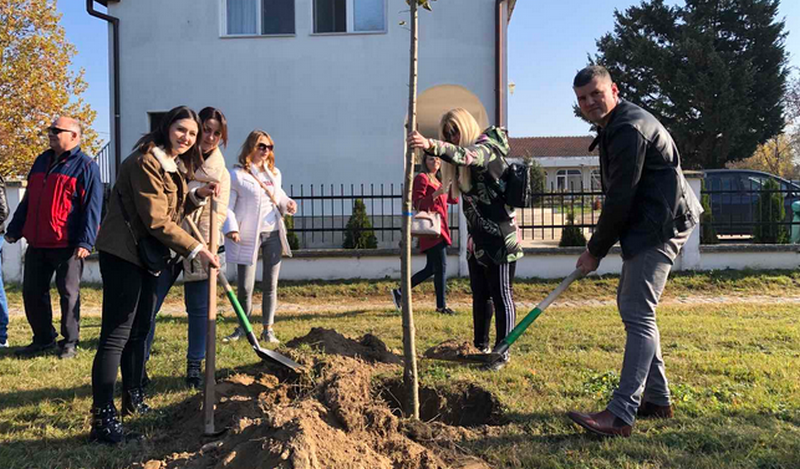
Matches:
[89,403,125,445]
[121,388,152,416]
[185,360,202,389]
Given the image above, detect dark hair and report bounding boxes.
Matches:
[134,105,203,176]
[419,154,441,180]
[573,65,612,88]
[199,106,228,148]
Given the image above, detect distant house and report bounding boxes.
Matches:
[87,0,518,189]
[509,136,599,192]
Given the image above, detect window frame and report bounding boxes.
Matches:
[310,0,388,36]
[220,0,296,38]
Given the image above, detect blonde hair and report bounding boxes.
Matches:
[237,130,275,173]
[438,108,481,195]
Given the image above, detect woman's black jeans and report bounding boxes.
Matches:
[91,251,159,408]
[410,241,448,309]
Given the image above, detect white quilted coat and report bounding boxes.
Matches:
[223,165,289,266]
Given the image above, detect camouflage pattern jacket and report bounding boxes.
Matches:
[425,126,523,266]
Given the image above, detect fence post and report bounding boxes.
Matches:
[2,181,27,284]
[458,199,468,277]
[680,171,703,271]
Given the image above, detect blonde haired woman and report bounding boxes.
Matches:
[408,108,522,371]
[222,130,297,344]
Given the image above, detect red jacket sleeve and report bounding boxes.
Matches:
[412,174,430,211]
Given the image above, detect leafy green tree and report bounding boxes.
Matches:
[753,178,788,243]
[343,199,378,249]
[589,0,788,169]
[0,0,100,178]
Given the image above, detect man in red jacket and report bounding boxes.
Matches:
[5,117,103,359]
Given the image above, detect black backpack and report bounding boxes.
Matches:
[502,162,533,208]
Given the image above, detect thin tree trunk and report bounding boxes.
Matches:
[401,0,420,420]
[203,196,218,434]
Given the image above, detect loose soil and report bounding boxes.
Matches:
[134,329,502,469]
[422,340,485,363]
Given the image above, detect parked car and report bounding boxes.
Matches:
[703,169,800,236]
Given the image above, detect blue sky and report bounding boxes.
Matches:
[61,1,800,143]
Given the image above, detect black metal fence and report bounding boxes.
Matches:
[286,183,461,248]
[285,183,608,247]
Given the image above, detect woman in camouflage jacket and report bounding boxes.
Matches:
[408,108,522,370]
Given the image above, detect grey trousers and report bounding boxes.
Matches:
[607,229,691,425]
[237,231,282,327]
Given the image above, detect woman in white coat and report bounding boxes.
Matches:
[222,130,297,344]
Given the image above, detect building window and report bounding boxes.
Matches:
[224,0,295,36]
[314,0,386,34]
[148,112,167,132]
[556,169,583,192]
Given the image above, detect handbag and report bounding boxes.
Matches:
[250,167,293,257]
[411,211,441,237]
[116,188,172,276]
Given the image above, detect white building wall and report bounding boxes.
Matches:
[107,0,498,189]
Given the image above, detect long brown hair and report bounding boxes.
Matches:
[134,105,203,177]
[237,130,275,173]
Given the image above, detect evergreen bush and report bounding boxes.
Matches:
[284,214,300,250]
[559,210,587,247]
[700,179,719,245]
[753,178,789,244]
[343,199,378,249]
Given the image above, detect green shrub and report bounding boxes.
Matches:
[559,210,587,247]
[700,179,719,245]
[284,214,300,250]
[343,199,378,249]
[753,179,789,244]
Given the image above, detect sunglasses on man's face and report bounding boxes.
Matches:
[47,127,73,136]
[257,143,274,152]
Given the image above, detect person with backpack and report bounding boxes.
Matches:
[407,108,523,371]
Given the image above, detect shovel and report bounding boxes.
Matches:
[435,268,584,365]
[185,218,302,371]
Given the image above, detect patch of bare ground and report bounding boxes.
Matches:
[132,329,502,469]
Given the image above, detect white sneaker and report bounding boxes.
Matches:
[261,330,280,344]
[0,340,8,348]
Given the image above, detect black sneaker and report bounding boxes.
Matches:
[185,360,202,389]
[391,289,402,311]
[58,343,78,359]
[15,340,56,358]
[436,307,456,315]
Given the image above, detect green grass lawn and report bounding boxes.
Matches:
[1,278,798,468]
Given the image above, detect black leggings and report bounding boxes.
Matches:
[469,257,516,349]
[92,252,159,407]
[410,241,448,309]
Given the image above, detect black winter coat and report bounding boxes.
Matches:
[588,99,702,260]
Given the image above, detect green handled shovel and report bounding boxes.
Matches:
[438,268,584,365]
[185,218,302,371]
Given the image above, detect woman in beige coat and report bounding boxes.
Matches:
[90,106,220,445]
[181,107,231,387]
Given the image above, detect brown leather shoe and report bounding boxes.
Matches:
[637,401,673,419]
[567,409,632,437]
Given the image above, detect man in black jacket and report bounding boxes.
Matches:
[0,174,9,348]
[567,66,703,437]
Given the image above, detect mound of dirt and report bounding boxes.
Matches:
[423,340,484,362]
[286,327,402,364]
[135,329,503,469]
